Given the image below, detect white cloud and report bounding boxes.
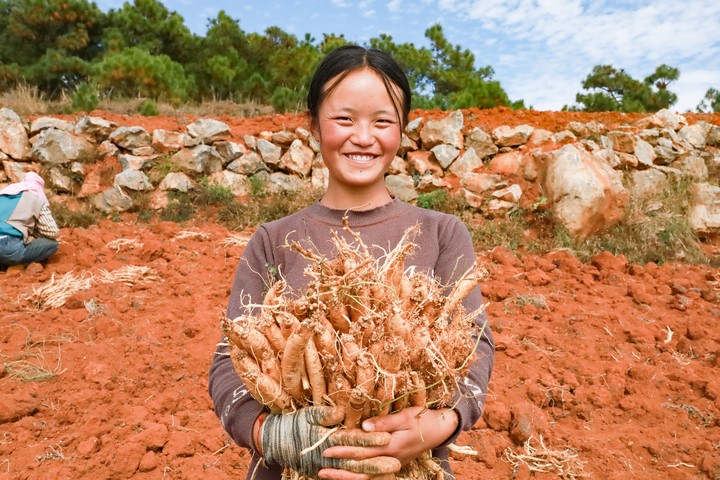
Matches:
[331,0,352,7]
[388,0,402,12]
[434,0,720,109]
[364,9,376,17]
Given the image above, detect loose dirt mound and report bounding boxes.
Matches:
[1,109,719,480]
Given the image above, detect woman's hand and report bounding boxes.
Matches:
[317,407,459,480]
[259,405,401,478]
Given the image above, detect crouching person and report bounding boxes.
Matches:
[0,172,59,268]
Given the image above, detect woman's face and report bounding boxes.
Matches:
[312,68,403,205]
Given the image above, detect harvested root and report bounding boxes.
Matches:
[221,220,488,479]
[505,435,587,480]
[22,271,94,309]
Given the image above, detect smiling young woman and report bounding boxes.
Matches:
[209,45,494,480]
[312,68,403,211]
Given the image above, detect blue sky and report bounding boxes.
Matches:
[95,0,720,112]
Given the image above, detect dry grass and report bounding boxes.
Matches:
[505,435,587,479]
[172,230,211,241]
[21,272,94,310]
[106,237,143,252]
[0,83,50,116]
[222,233,251,249]
[97,265,161,286]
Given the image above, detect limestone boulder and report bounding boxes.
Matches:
[227,152,266,175]
[448,147,483,177]
[114,170,153,191]
[171,146,223,174]
[0,108,30,160]
[209,171,249,196]
[542,144,629,239]
[91,186,133,212]
[29,128,94,165]
[420,111,463,149]
[75,116,117,142]
[159,172,194,192]
[186,119,231,144]
[257,139,282,166]
[430,144,460,169]
[385,174,418,202]
[109,126,152,150]
[279,139,313,177]
[688,183,720,235]
[460,172,504,194]
[465,128,498,159]
[491,125,534,147]
[30,117,74,135]
[152,130,186,153]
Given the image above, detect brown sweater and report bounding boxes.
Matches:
[208,198,494,479]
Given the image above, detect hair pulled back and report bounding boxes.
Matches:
[307,45,412,130]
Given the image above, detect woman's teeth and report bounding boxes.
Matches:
[347,154,375,162]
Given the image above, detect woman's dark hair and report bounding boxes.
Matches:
[307,45,412,130]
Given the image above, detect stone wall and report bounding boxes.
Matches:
[1,107,718,238]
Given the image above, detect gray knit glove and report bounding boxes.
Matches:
[261,406,400,477]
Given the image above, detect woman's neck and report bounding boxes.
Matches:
[319,185,393,211]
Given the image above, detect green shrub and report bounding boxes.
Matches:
[69,82,99,113]
[138,98,160,116]
[51,202,98,228]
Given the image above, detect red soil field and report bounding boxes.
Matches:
[1,108,719,480]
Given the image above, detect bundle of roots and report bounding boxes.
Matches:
[221,219,487,479]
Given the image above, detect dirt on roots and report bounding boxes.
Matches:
[1,108,720,480]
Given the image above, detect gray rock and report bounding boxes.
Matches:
[170,145,223,174]
[109,126,152,150]
[75,116,117,141]
[279,139,313,176]
[654,109,688,131]
[152,129,186,153]
[2,161,27,182]
[257,139,282,166]
[542,144,628,239]
[92,186,133,212]
[48,168,73,193]
[405,117,423,142]
[29,128,94,165]
[114,169,153,191]
[674,154,708,180]
[606,131,635,154]
[678,124,706,149]
[448,147,483,177]
[465,128,498,159]
[630,169,668,199]
[460,172,504,194]
[159,172,194,192]
[209,171,249,196]
[30,117,74,135]
[214,141,247,165]
[633,138,656,167]
[186,118,231,143]
[271,131,297,146]
[688,183,720,234]
[227,151,266,175]
[267,172,307,193]
[491,125,534,147]
[420,111,463,149]
[118,154,156,171]
[492,184,522,203]
[553,131,577,144]
[430,144,460,169]
[385,174,417,202]
[0,108,30,160]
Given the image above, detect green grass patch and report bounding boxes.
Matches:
[51,202,98,229]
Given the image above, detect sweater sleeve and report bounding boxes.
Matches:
[208,227,276,453]
[36,203,59,239]
[433,216,494,445]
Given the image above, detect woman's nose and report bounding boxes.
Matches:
[351,123,374,146]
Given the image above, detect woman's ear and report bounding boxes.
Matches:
[308,112,320,141]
